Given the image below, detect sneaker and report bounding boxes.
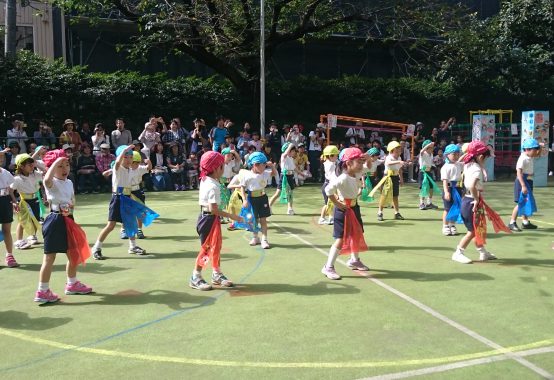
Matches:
[346,258,370,271]
[522,222,538,230]
[479,250,497,261]
[120,230,128,239]
[318,217,327,225]
[287,208,295,216]
[128,246,147,255]
[450,225,458,235]
[34,289,60,303]
[15,240,31,250]
[261,239,270,249]
[508,222,522,232]
[377,213,384,222]
[419,203,428,210]
[408,179,417,183]
[327,217,334,225]
[27,235,39,245]
[549,171,553,177]
[227,224,237,231]
[220,217,229,225]
[442,226,452,236]
[93,247,105,260]
[452,251,472,264]
[64,281,93,295]
[136,229,145,239]
[321,265,341,280]
[189,276,212,291]
[174,184,180,191]
[212,272,233,287]
[5,254,19,268]
[249,237,260,246]
[427,203,439,209]
[394,213,405,220]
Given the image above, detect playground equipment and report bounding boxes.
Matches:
[319,114,415,159]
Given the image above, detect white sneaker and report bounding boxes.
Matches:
[321,265,341,280]
[449,225,458,235]
[27,235,39,245]
[452,250,472,264]
[287,209,295,215]
[318,217,327,225]
[249,237,260,246]
[478,249,497,261]
[261,239,270,249]
[327,217,334,225]
[442,226,452,236]
[15,240,32,250]
[549,171,553,177]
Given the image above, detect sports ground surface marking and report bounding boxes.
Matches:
[271,222,554,379]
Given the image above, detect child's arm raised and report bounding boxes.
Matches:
[43,157,68,189]
[115,145,134,170]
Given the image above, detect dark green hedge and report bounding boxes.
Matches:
[0,51,549,136]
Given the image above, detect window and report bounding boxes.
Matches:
[0,25,34,52]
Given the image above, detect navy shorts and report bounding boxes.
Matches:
[460,196,475,232]
[43,212,73,253]
[197,213,217,244]
[391,175,400,197]
[418,170,433,189]
[24,198,40,220]
[442,187,462,212]
[322,181,329,205]
[132,189,146,204]
[514,179,533,203]
[0,196,13,223]
[277,174,296,191]
[333,204,364,239]
[368,174,378,188]
[250,194,271,219]
[108,194,124,223]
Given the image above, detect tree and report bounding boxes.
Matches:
[55,0,466,96]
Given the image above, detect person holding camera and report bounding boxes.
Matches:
[33,122,57,149]
[308,123,325,181]
[190,118,209,154]
[7,119,29,153]
[286,124,306,147]
[91,123,110,156]
[209,116,231,152]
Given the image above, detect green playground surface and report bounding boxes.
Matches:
[0,181,553,379]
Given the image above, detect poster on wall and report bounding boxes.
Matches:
[472,114,496,181]
[521,111,549,187]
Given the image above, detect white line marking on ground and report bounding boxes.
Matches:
[271,222,554,379]
[360,346,554,380]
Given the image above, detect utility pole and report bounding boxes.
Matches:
[259,0,265,138]
[4,0,17,58]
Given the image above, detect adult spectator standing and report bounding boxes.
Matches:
[33,121,56,149]
[95,143,115,192]
[59,119,83,153]
[267,122,282,164]
[79,121,94,145]
[190,118,209,154]
[91,123,110,156]
[308,123,325,181]
[345,122,366,147]
[7,118,29,153]
[400,139,416,183]
[111,118,133,150]
[139,117,162,156]
[209,116,230,152]
[162,118,188,153]
[286,124,306,147]
[437,117,455,143]
[414,122,425,147]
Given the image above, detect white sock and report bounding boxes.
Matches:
[252,233,259,240]
[509,219,516,224]
[522,220,530,225]
[443,224,449,228]
[427,198,432,205]
[476,246,487,253]
[326,246,339,268]
[456,246,464,254]
[420,197,425,204]
[38,282,49,292]
[67,277,77,285]
[192,270,201,278]
[261,234,267,241]
[93,241,103,250]
[350,253,359,261]
[129,239,137,249]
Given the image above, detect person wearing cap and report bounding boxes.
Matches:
[322,147,369,280]
[129,151,154,239]
[294,143,310,186]
[34,149,93,303]
[508,138,541,232]
[318,145,339,224]
[370,141,406,222]
[11,154,45,251]
[33,121,57,149]
[418,139,439,210]
[111,118,133,151]
[0,147,19,268]
[452,141,510,264]
[76,144,100,194]
[440,144,464,236]
[91,145,157,260]
[59,119,83,153]
[240,152,277,249]
[7,119,29,154]
[95,143,115,192]
[269,142,297,215]
[363,147,384,192]
[189,151,243,291]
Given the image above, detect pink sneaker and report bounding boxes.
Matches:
[5,254,19,268]
[249,237,260,246]
[34,289,60,303]
[64,281,93,295]
[261,239,270,249]
[346,258,370,271]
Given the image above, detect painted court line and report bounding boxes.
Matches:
[271,222,554,379]
[360,346,554,380]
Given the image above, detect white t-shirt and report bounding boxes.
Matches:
[281,155,296,172]
[11,172,42,195]
[419,151,434,170]
[223,161,235,179]
[112,164,134,190]
[308,131,323,151]
[463,162,484,195]
[131,165,149,187]
[0,168,15,190]
[440,162,463,182]
[325,173,360,200]
[323,160,337,181]
[45,177,73,207]
[384,155,402,172]
[241,171,271,191]
[516,154,534,176]
[367,159,383,174]
[198,176,221,207]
